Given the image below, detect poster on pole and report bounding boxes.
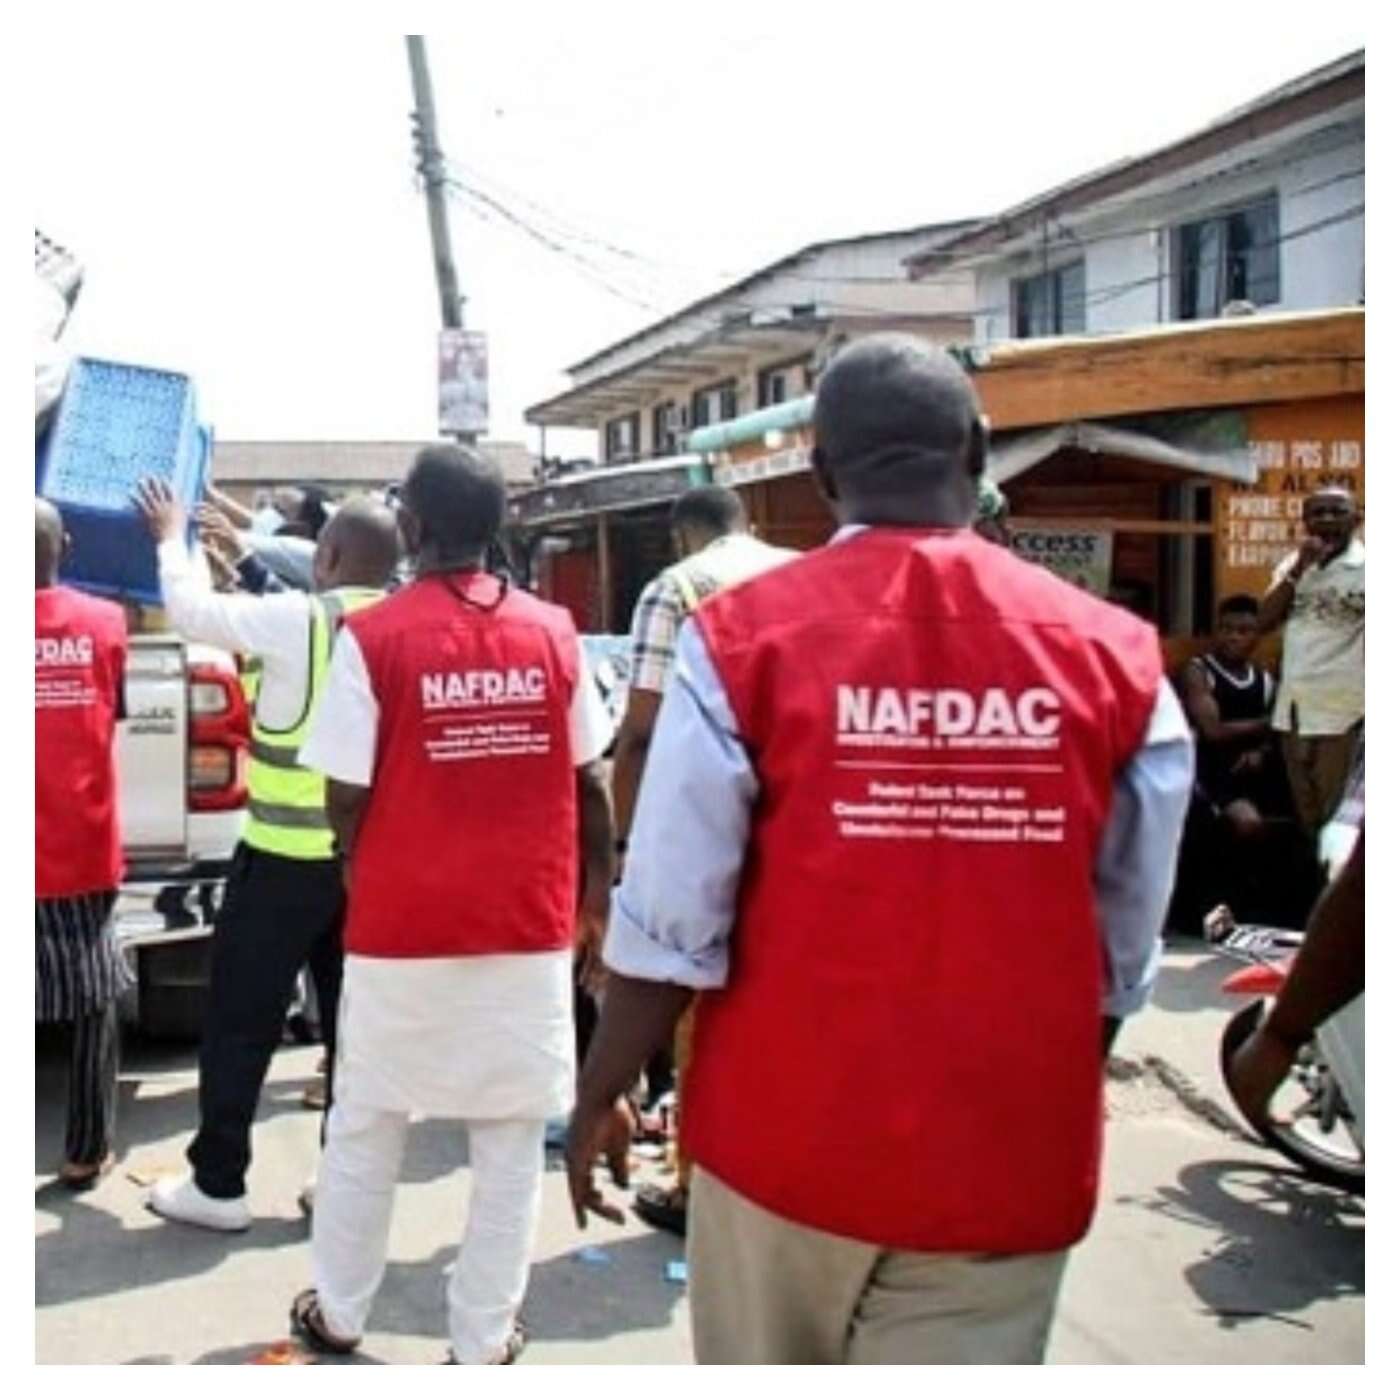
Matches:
[1010,527,1113,596]
[439,329,489,435]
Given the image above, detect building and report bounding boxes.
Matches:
[514,222,979,629]
[905,52,1363,343]
[211,438,538,503]
[525,221,979,467]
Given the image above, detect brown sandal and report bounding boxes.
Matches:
[445,1320,527,1365]
[289,1288,360,1356]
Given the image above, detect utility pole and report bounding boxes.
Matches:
[407,36,465,335]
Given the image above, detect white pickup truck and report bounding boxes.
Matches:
[114,624,250,1038]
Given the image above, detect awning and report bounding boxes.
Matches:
[506,454,709,528]
[989,421,1257,486]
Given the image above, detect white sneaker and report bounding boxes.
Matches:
[147,1173,251,1232]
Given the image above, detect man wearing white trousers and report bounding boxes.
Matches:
[289,446,614,1364]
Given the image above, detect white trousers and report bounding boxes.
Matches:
[311,1101,547,1363]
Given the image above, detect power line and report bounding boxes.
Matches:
[445,176,667,313]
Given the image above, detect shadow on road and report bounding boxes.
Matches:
[36,1187,307,1309]
[1125,1158,1363,1329]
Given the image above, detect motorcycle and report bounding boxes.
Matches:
[1213,921,1364,1193]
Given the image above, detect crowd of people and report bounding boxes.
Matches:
[35,332,1363,1365]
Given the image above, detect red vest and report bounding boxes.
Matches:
[686,528,1162,1253]
[35,586,127,899]
[344,573,581,959]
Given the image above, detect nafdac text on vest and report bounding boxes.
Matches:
[835,685,1062,752]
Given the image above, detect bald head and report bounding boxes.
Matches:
[312,496,401,591]
[811,334,987,528]
[1302,485,1358,552]
[36,498,65,589]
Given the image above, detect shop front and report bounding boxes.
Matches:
[688,309,1364,669]
[504,455,710,634]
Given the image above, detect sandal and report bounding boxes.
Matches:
[58,1153,115,1192]
[289,1288,360,1356]
[634,1182,688,1237]
[445,1319,527,1365]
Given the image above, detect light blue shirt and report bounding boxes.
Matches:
[604,549,1195,1020]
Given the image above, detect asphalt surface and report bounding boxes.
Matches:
[35,942,1363,1365]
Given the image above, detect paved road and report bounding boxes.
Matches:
[35,944,1363,1365]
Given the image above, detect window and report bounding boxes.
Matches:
[604,412,640,464]
[1013,260,1086,338]
[651,400,680,457]
[758,367,788,408]
[691,380,738,429]
[1176,195,1280,320]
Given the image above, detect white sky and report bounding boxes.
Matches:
[33,5,1367,462]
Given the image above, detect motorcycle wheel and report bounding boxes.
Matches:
[1219,999,1364,1195]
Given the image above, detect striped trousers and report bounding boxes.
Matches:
[36,892,128,1166]
[56,1004,121,1164]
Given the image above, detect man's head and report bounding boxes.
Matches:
[1302,487,1358,553]
[35,497,66,589]
[397,445,506,572]
[669,485,747,559]
[312,495,401,592]
[810,334,987,528]
[1213,594,1262,666]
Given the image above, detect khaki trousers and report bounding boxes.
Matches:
[688,1167,1069,1365]
[1280,726,1361,836]
[669,1001,696,1192]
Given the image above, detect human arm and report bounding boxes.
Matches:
[204,483,255,530]
[1257,541,1325,634]
[1225,827,1365,1133]
[135,477,310,658]
[1179,659,1272,747]
[1096,678,1195,1053]
[567,621,757,1225]
[613,576,684,843]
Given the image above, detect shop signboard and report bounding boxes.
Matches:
[1010,526,1113,596]
[1214,397,1364,600]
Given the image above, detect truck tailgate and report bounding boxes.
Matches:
[117,635,188,859]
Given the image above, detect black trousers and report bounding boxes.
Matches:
[63,1003,120,1165]
[188,843,345,1199]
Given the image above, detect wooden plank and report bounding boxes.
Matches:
[974,310,1364,430]
[1009,517,1213,536]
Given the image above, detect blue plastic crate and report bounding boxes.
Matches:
[37,358,211,605]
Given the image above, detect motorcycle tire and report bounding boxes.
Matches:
[1220,999,1364,1195]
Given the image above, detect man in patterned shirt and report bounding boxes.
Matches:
[611,485,795,1236]
[1257,487,1364,837]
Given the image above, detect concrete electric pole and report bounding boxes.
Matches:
[407,36,465,334]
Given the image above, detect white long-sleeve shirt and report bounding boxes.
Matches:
[157,538,319,730]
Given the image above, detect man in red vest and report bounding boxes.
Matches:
[287,446,614,1365]
[566,334,1194,1364]
[35,498,132,1189]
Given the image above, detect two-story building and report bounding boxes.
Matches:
[906,51,1362,343]
[516,222,978,628]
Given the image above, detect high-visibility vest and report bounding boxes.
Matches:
[684,528,1163,1253]
[243,587,383,861]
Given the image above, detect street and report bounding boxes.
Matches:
[35,941,1363,1365]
